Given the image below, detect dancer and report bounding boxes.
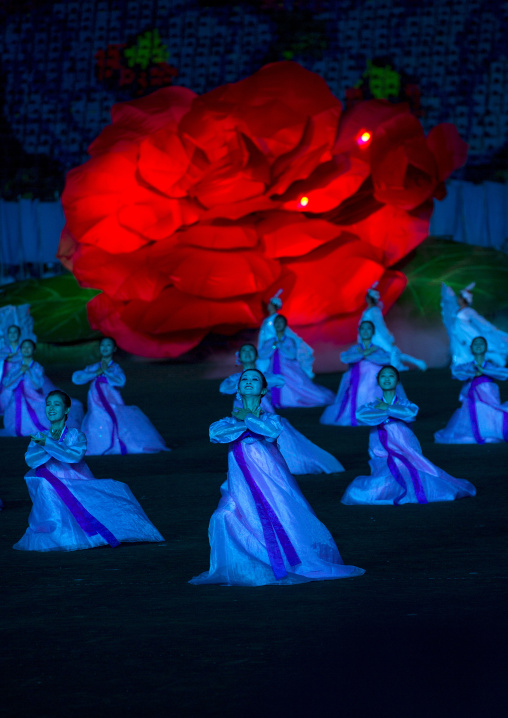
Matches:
[220,344,344,474]
[190,369,364,586]
[257,289,315,378]
[435,336,508,444]
[1,339,47,436]
[14,390,164,551]
[72,336,168,455]
[341,366,476,505]
[361,283,427,371]
[441,282,508,368]
[320,321,396,426]
[0,325,23,413]
[258,315,335,408]
[1,340,83,435]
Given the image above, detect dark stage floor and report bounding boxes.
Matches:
[1,364,507,717]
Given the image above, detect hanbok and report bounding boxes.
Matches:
[435,361,508,444]
[220,372,344,475]
[1,361,48,436]
[72,361,168,455]
[13,426,164,552]
[190,413,364,586]
[341,397,476,505]
[257,314,315,378]
[360,305,426,371]
[320,343,396,426]
[441,284,508,368]
[0,343,22,413]
[259,336,334,408]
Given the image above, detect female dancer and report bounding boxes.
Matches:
[441,282,508,368]
[258,315,334,408]
[0,325,23,413]
[14,390,164,551]
[190,369,364,586]
[220,344,344,474]
[361,283,427,371]
[341,366,476,505]
[1,339,47,436]
[320,321,394,427]
[257,290,315,378]
[1,340,83,436]
[72,336,168,455]
[435,336,508,444]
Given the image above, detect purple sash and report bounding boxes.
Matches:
[36,464,120,547]
[336,361,361,425]
[95,375,127,455]
[378,421,428,505]
[232,431,301,579]
[467,375,508,443]
[15,379,46,436]
[271,348,282,408]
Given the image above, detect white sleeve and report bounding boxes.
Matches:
[209,417,248,444]
[72,365,97,385]
[244,412,283,439]
[103,363,126,388]
[219,375,240,395]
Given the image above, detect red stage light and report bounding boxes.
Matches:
[357,130,372,148]
[299,196,309,208]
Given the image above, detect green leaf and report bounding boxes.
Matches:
[0,274,101,342]
[396,238,508,319]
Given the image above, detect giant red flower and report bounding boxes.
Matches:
[59,62,467,357]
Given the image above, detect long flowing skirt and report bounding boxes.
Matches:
[435,387,508,444]
[272,356,334,408]
[190,439,364,586]
[342,422,476,505]
[278,418,344,474]
[14,466,164,552]
[83,384,168,455]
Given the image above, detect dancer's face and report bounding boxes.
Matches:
[471,337,487,355]
[239,370,266,398]
[274,316,286,334]
[7,327,20,344]
[359,322,374,341]
[100,338,115,358]
[378,367,398,391]
[45,394,69,423]
[239,345,257,365]
[20,340,34,358]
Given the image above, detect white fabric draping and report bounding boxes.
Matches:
[431,180,508,253]
[0,199,65,265]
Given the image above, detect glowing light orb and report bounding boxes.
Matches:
[356,130,372,148]
[299,196,309,207]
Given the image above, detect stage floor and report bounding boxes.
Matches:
[1,364,507,717]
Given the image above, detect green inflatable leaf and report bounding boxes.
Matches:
[396,238,508,319]
[0,273,100,342]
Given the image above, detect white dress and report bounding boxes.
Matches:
[220,371,344,474]
[360,305,427,371]
[14,427,164,551]
[190,413,364,586]
[72,361,168,455]
[341,397,476,506]
[441,284,508,368]
[435,361,508,444]
[257,314,315,378]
